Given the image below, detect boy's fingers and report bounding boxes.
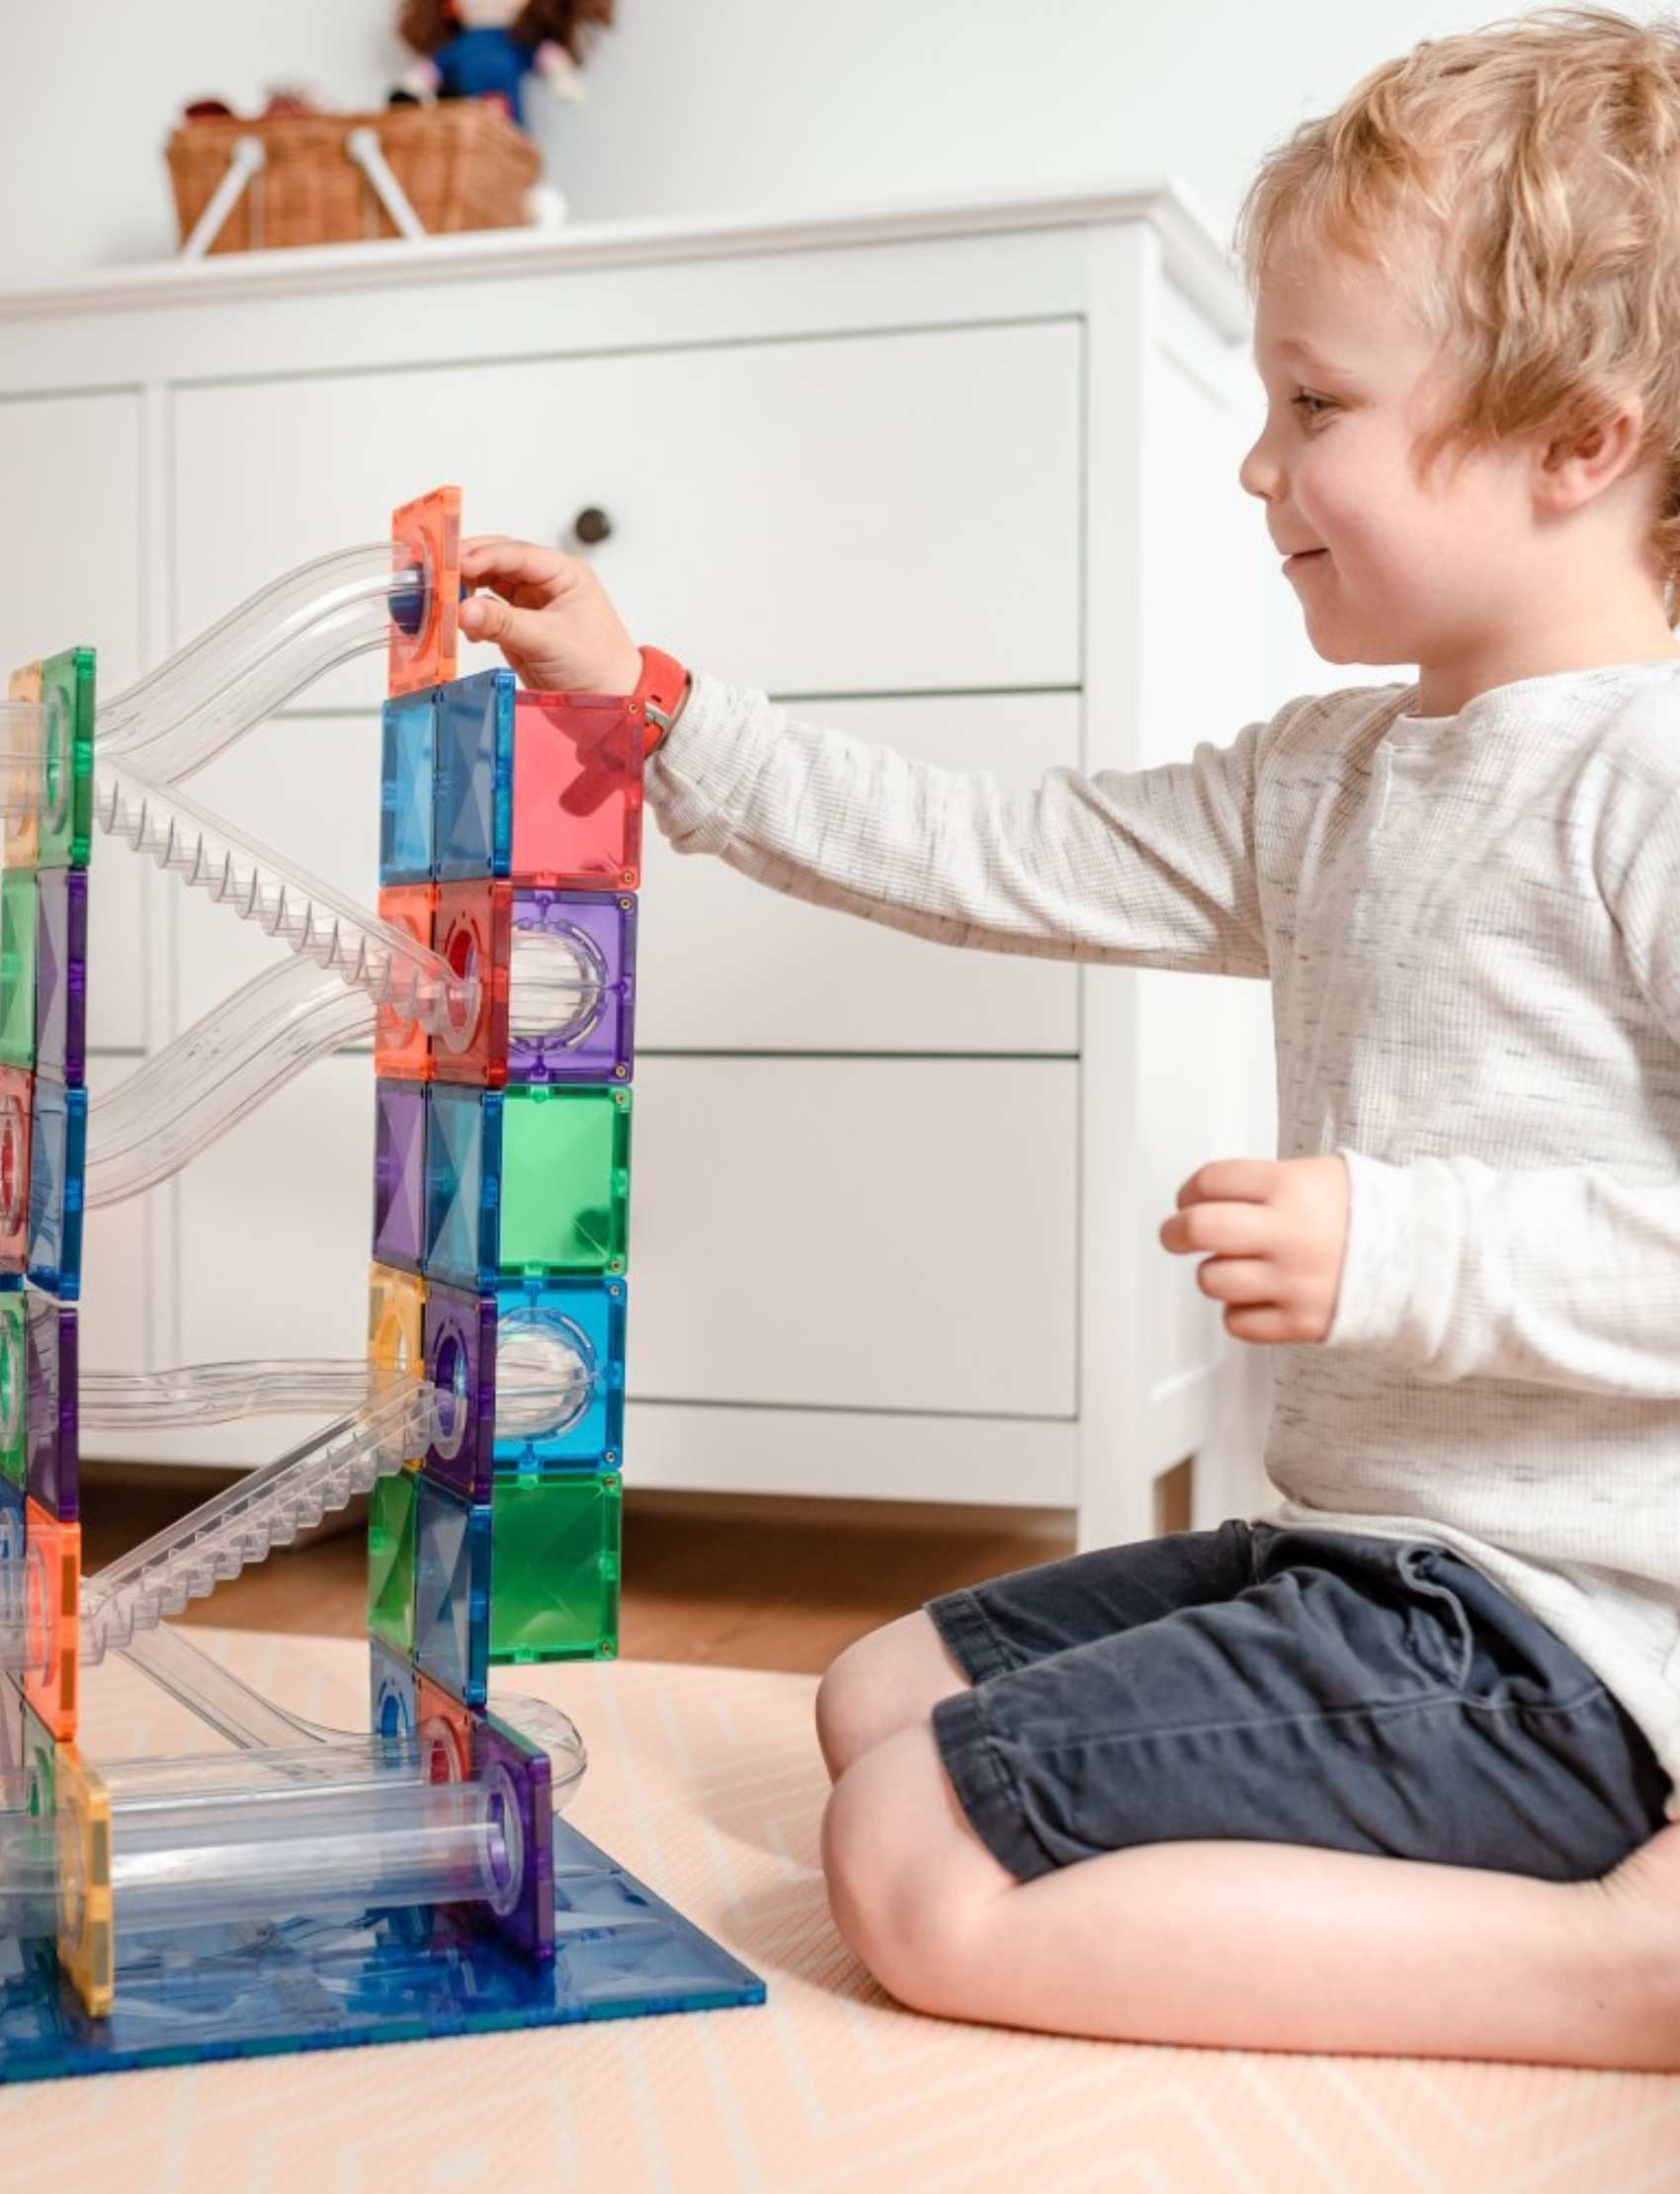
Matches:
[1159,1202,1273,1256]
[1175,1157,1276,1210]
[1193,1255,1274,1306]
[1223,1304,1298,1345]
[457,594,556,657]
[459,535,571,589]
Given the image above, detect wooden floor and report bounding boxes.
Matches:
[80,1471,1074,1677]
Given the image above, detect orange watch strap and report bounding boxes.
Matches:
[632,645,690,755]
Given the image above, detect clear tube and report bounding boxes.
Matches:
[95,543,430,785]
[106,1777,514,1937]
[85,934,607,1210]
[108,1623,587,1810]
[98,1738,429,1802]
[78,1360,373,1429]
[78,1319,593,1439]
[0,1770,517,1943]
[76,1383,430,1664]
[94,749,480,1050]
[85,960,375,1209]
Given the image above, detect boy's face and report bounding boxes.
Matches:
[1241,240,1541,704]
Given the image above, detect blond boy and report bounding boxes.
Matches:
[461,9,1680,2066]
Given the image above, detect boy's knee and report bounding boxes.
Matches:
[813,1640,866,1779]
[820,1726,1008,2018]
[814,1610,966,1781]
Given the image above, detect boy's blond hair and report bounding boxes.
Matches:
[1238,7,1680,587]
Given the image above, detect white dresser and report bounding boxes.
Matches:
[0,187,1278,1547]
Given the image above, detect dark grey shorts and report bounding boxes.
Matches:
[928,1521,1671,1885]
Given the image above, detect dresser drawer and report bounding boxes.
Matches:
[170,318,1081,706]
[629,1055,1077,1417]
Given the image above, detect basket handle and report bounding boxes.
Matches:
[346,127,428,242]
[180,134,268,261]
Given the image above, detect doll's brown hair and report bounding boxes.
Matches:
[397,1,615,60]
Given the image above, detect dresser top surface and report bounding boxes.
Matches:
[0,179,1242,335]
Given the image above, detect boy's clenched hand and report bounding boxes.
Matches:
[1159,1155,1349,1344]
[458,537,642,694]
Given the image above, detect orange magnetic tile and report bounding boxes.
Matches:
[374,885,438,1080]
[5,658,41,869]
[388,485,462,698]
[23,1498,79,1742]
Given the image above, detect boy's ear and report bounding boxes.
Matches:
[1535,393,1646,512]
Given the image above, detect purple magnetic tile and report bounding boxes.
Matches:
[474,1712,555,1965]
[508,890,634,1084]
[423,1283,497,1503]
[33,869,87,1091]
[25,1293,76,1523]
[373,1081,427,1272]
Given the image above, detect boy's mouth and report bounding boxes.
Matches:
[1284,548,1327,575]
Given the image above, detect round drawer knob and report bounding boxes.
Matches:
[571,506,614,547]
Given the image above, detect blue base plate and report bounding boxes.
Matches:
[0,1817,764,2083]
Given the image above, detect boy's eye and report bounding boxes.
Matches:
[1292,390,1336,422]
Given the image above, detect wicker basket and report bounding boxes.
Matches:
[165,105,542,254]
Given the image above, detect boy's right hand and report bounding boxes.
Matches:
[458,537,643,695]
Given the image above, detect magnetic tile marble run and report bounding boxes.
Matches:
[0,488,763,2082]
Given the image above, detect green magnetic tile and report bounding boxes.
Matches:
[36,648,94,870]
[499,1087,630,1277]
[0,1292,23,1488]
[489,1472,620,1663]
[367,1467,418,1654]
[0,871,37,1069]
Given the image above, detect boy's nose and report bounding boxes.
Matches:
[1239,430,1279,502]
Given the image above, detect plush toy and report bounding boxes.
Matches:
[395,0,615,129]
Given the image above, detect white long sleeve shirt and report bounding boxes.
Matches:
[647,661,1680,1803]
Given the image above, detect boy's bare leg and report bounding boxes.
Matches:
[815,1611,969,1781]
[821,1719,1680,2068]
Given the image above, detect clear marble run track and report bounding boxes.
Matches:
[0,487,762,2081]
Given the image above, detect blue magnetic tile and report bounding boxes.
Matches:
[425,1084,502,1291]
[435,670,513,881]
[369,1639,417,1744]
[493,1277,625,1474]
[0,1474,23,1623]
[379,692,436,886]
[412,1477,490,1709]
[0,1818,763,2085]
[26,1081,85,1301]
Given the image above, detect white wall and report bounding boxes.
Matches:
[4,0,1671,291]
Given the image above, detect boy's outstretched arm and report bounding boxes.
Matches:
[459,539,1274,975]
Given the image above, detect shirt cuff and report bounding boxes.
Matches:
[643,670,780,858]
[1326,1147,1464,1367]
